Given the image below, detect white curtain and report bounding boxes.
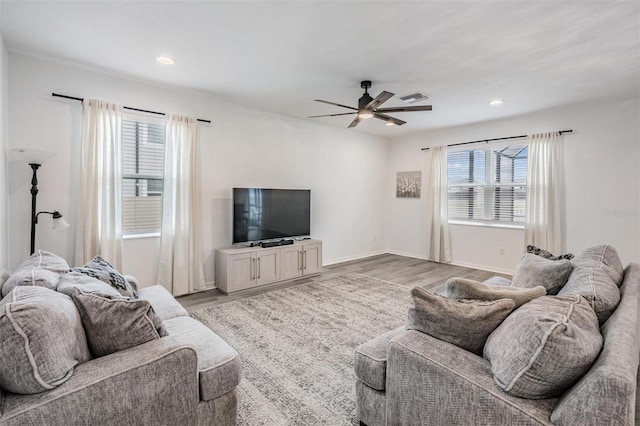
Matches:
[157,114,205,296]
[426,145,451,262]
[76,99,123,269]
[524,132,563,253]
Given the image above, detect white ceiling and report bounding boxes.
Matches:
[1,1,639,137]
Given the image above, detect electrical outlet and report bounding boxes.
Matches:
[499,247,505,255]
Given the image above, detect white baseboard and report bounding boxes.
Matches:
[323,250,387,266]
[385,249,429,260]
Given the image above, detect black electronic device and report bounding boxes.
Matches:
[233,188,311,244]
[260,239,294,248]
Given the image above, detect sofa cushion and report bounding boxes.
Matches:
[445,277,546,308]
[484,295,602,399]
[558,266,620,324]
[163,316,241,401]
[407,286,515,355]
[2,250,70,297]
[572,244,625,286]
[138,285,190,321]
[57,272,123,298]
[526,244,574,260]
[71,256,138,298]
[72,290,167,357]
[354,326,406,391]
[511,254,573,295]
[482,276,512,286]
[0,286,91,394]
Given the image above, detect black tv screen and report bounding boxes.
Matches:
[233,188,311,244]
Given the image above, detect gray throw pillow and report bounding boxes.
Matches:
[572,244,625,287]
[484,295,602,399]
[71,256,138,298]
[558,267,620,324]
[511,254,573,295]
[445,277,546,308]
[407,286,515,355]
[71,289,167,357]
[2,250,70,297]
[57,272,123,298]
[0,286,91,394]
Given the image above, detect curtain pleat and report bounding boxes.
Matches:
[157,114,205,296]
[75,99,123,268]
[426,145,451,262]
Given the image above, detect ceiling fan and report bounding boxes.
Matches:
[309,80,432,128]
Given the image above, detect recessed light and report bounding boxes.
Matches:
[156,55,175,65]
[385,121,395,126]
[489,99,504,106]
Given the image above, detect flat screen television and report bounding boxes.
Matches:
[233,188,311,244]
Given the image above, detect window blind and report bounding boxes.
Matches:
[122,117,165,235]
[447,144,528,225]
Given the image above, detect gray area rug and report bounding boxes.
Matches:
[192,273,411,425]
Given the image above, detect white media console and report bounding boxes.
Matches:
[215,239,322,294]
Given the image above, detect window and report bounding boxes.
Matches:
[447,144,528,226]
[122,115,165,235]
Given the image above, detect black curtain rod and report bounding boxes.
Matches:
[420,129,573,151]
[51,92,211,124]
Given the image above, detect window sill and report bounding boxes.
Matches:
[123,232,160,240]
[448,220,524,230]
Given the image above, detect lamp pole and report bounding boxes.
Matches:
[29,163,40,255]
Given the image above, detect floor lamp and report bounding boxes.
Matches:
[13,149,70,255]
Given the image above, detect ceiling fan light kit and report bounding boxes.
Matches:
[309,80,432,128]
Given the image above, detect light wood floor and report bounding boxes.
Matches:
[177,254,510,313]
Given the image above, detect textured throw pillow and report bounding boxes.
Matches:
[57,272,123,298]
[2,250,70,297]
[558,267,620,324]
[484,295,602,399]
[407,286,515,355]
[526,245,574,260]
[72,289,167,357]
[511,254,573,295]
[71,256,138,298]
[0,286,91,394]
[445,277,546,308]
[572,244,625,287]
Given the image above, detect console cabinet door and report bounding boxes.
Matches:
[256,249,280,286]
[228,252,255,292]
[280,246,303,280]
[302,243,322,275]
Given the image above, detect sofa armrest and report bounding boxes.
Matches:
[385,330,555,426]
[0,337,199,426]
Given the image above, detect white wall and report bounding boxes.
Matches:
[386,97,640,272]
[7,53,388,286]
[0,8,9,269]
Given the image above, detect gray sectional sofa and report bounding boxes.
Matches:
[0,277,240,425]
[355,246,640,425]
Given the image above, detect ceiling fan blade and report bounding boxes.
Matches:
[373,112,406,126]
[348,116,362,128]
[308,112,357,118]
[376,105,432,113]
[314,99,358,111]
[365,91,394,110]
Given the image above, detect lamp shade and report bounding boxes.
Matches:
[51,211,70,230]
[11,148,56,166]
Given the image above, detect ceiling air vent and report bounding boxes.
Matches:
[400,92,429,104]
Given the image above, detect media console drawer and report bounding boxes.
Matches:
[215,239,322,294]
